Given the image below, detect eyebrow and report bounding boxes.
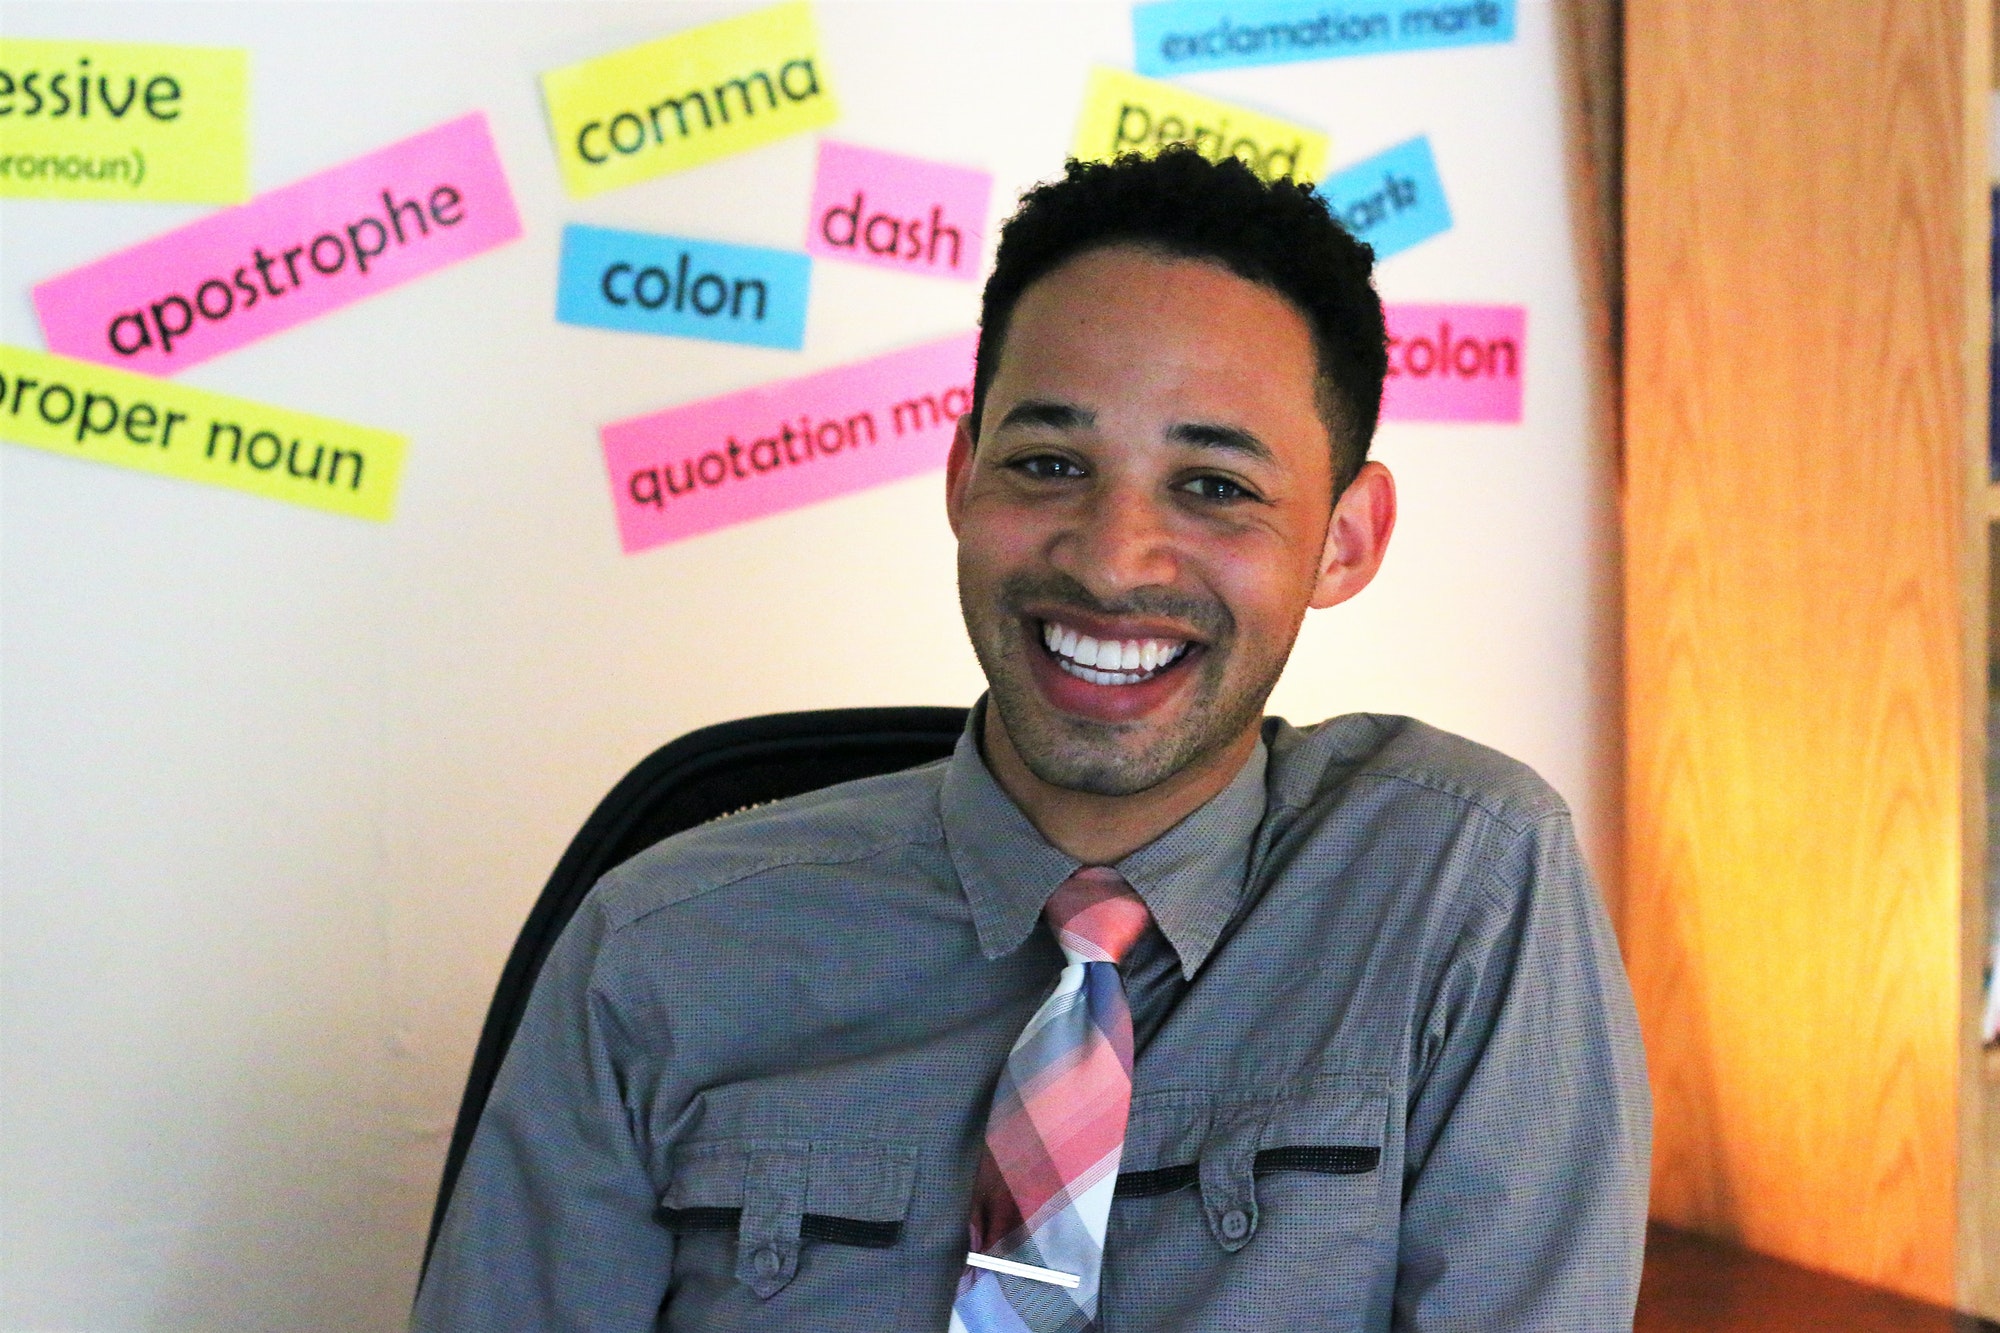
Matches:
[993,402,1277,465]
[1168,421,1275,464]
[994,400,1095,433]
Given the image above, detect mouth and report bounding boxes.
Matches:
[1008,607,1212,728]
[1036,618,1195,687]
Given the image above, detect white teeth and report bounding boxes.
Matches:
[1040,620,1190,685]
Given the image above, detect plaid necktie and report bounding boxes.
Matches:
[950,867,1152,1333]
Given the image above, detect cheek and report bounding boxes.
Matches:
[1188,528,1320,648]
[1218,578,1299,651]
[958,497,1055,578]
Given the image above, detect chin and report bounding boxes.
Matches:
[985,666,1256,799]
[1017,731,1188,798]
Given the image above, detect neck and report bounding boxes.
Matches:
[981,708,1261,864]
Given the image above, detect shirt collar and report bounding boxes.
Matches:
[941,699,1269,979]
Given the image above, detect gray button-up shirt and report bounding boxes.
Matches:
[416,710,1650,1331]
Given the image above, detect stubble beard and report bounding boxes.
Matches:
[963,571,1296,798]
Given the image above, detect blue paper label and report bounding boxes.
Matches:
[1133,0,1515,75]
[1319,136,1451,260]
[556,224,811,350]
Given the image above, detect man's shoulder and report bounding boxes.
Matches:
[1265,711,1572,836]
[589,757,950,932]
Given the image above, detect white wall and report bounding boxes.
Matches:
[0,3,1617,1328]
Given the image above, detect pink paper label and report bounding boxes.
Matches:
[34,112,522,375]
[1380,303,1525,423]
[806,141,991,281]
[604,331,977,552]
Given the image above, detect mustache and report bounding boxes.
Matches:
[996,571,1234,643]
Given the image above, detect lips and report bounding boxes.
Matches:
[1039,619,1190,686]
[1015,612,1206,726]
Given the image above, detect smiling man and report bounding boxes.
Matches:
[416,150,1649,1333]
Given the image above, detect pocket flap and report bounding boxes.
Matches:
[659,1139,918,1236]
[804,1140,917,1224]
[1112,1079,1390,1220]
[659,1139,917,1300]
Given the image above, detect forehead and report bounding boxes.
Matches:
[986,246,1326,448]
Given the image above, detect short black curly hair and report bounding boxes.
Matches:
[971,148,1387,493]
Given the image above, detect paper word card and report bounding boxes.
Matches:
[33,111,522,375]
[541,1,837,199]
[557,224,812,349]
[1319,136,1451,260]
[0,37,249,202]
[1133,0,1516,75]
[1073,67,1327,184]
[0,345,406,520]
[807,141,991,282]
[603,331,977,552]
[1380,303,1524,422]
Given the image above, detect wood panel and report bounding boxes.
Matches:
[1637,1224,2000,1332]
[1623,0,1986,1308]
[1960,8,1997,1315]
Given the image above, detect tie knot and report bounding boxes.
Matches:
[1045,866,1151,965]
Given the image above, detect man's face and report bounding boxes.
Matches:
[947,245,1354,797]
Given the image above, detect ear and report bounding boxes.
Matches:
[1309,460,1396,610]
[944,413,978,537]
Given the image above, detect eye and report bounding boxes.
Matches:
[1178,473,1259,503]
[1008,452,1088,481]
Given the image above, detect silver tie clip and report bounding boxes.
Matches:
[964,1252,1081,1289]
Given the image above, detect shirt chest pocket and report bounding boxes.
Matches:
[1104,1081,1393,1326]
[657,1138,915,1333]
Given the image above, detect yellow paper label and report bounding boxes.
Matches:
[0,346,405,521]
[541,1,837,199]
[1072,67,1328,184]
[0,38,249,203]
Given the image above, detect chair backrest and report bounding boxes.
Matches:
[423,705,968,1267]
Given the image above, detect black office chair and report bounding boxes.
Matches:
[423,705,969,1269]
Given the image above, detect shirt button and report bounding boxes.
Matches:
[1219,1207,1250,1241]
[754,1245,783,1276]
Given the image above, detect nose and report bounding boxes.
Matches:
[1049,481,1180,599]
